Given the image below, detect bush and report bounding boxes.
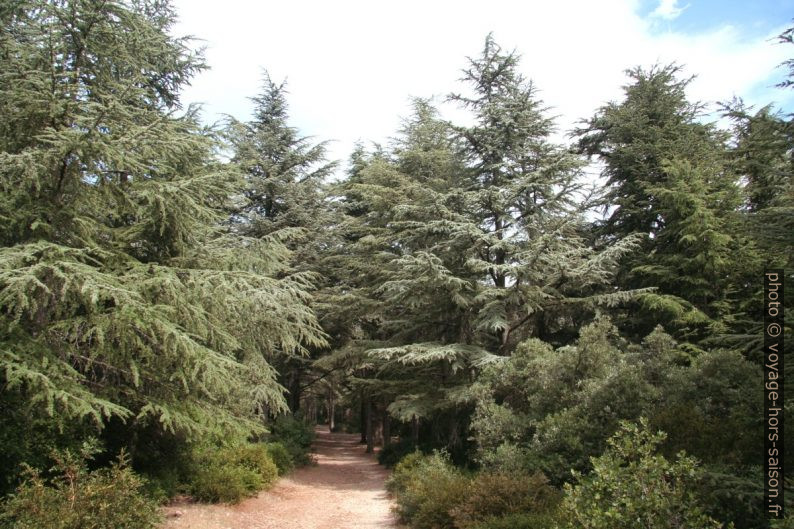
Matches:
[0,444,160,529]
[190,462,263,504]
[451,472,561,529]
[140,464,182,504]
[228,444,279,487]
[188,443,278,503]
[267,415,315,466]
[469,512,560,529]
[560,418,725,529]
[265,442,294,475]
[388,451,469,529]
[378,438,432,468]
[0,390,95,497]
[386,450,428,495]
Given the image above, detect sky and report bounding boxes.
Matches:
[171,0,794,174]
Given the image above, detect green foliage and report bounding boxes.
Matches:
[651,348,761,466]
[0,389,94,496]
[0,444,159,529]
[227,71,338,414]
[226,444,279,487]
[0,0,331,504]
[388,451,469,529]
[189,442,278,503]
[190,462,263,504]
[378,438,433,467]
[264,442,294,475]
[771,516,794,529]
[694,467,767,529]
[450,472,560,529]
[472,317,659,484]
[469,512,560,529]
[0,1,327,495]
[267,415,316,466]
[386,451,428,494]
[329,36,640,461]
[560,419,726,529]
[576,64,747,343]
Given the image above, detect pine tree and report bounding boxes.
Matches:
[448,35,640,350]
[0,0,325,473]
[228,72,336,242]
[576,65,746,341]
[329,39,640,455]
[227,73,337,413]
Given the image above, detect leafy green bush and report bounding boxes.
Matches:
[378,438,434,467]
[469,512,560,529]
[389,451,469,529]
[190,462,263,503]
[379,438,414,467]
[188,443,278,503]
[694,466,765,529]
[229,444,279,487]
[451,471,561,529]
[0,444,159,529]
[140,464,182,504]
[265,442,294,475]
[386,450,428,495]
[560,418,726,529]
[0,391,94,497]
[771,516,794,529]
[267,415,315,466]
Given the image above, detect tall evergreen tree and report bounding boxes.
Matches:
[448,35,640,350]
[0,0,325,483]
[227,73,336,413]
[329,39,640,456]
[576,65,746,341]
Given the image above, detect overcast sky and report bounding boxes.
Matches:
[171,0,794,174]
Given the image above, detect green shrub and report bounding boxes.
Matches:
[389,451,469,529]
[0,445,159,529]
[228,444,278,487]
[267,415,315,466]
[190,462,262,503]
[469,512,560,529]
[0,391,94,497]
[694,466,766,529]
[188,443,278,503]
[560,418,725,529]
[378,438,432,467]
[771,516,794,529]
[451,472,561,529]
[386,450,428,495]
[140,464,182,504]
[265,442,294,475]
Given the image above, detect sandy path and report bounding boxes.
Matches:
[161,428,398,529]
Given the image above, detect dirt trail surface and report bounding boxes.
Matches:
[161,428,398,529]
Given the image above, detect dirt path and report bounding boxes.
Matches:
[161,428,398,529]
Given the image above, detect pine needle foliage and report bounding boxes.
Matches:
[0,0,325,448]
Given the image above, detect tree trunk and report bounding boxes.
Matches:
[288,367,302,414]
[360,391,367,444]
[382,410,391,448]
[328,387,335,432]
[365,398,374,453]
[411,415,419,447]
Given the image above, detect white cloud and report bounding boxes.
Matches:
[171,0,791,175]
[650,0,688,21]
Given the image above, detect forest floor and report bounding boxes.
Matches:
[161,428,399,529]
